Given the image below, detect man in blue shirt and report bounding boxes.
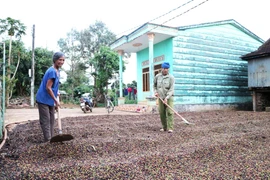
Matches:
[36,52,65,142]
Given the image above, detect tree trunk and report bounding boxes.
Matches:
[8,53,21,102]
[6,35,13,106]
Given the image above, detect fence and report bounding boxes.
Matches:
[0,81,4,140]
[0,42,6,140]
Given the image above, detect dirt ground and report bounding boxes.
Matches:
[4,106,134,125]
[0,110,269,179]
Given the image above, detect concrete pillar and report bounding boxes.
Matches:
[252,90,256,112]
[145,33,157,109]
[148,33,155,97]
[117,50,125,105]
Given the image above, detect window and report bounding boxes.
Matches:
[142,64,162,92]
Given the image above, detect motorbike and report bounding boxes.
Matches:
[80,96,93,113]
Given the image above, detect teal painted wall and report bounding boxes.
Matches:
[136,38,173,101]
[173,23,263,107]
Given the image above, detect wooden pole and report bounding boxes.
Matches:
[30,25,35,107]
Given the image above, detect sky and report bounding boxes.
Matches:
[1,0,269,84]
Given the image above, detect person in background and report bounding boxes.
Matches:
[82,96,92,107]
[154,62,175,133]
[36,52,65,142]
[127,86,132,100]
[123,87,128,97]
[131,87,135,100]
[133,87,137,100]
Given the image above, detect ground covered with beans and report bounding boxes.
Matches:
[0,110,269,179]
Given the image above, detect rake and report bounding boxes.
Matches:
[158,96,194,125]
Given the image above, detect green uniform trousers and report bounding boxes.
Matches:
[158,96,174,130]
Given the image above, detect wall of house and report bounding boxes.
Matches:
[136,38,173,102]
[247,56,270,87]
[173,24,263,111]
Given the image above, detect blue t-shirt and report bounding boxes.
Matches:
[36,66,60,106]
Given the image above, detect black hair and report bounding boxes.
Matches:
[53,52,64,63]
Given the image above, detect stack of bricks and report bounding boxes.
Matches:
[115,104,149,113]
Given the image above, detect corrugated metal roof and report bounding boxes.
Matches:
[241,38,270,60]
[178,19,264,44]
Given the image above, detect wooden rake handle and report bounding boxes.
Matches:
[56,96,62,134]
[158,96,194,125]
[57,109,63,134]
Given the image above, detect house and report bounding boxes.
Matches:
[241,38,270,111]
[110,19,264,112]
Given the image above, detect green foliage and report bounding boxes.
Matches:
[12,47,53,96]
[92,46,119,94]
[0,17,27,104]
[75,21,121,101]
[124,96,137,104]
[56,21,123,104]
[96,102,106,107]
[127,80,137,88]
[79,20,116,58]
[11,41,30,96]
[1,18,126,107]
[0,40,8,71]
[73,84,92,98]
[33,48,54,88]
[58,28,91,99]
[0,40,29,96]
[0,17,26,39]
[0,43,54,97]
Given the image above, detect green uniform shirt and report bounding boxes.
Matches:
[154,73,175,100]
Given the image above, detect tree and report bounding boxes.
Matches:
[78,21,120,99]
[6,40,29,97]
[32,48,54,89]
[57,21,119,101]
[127,80,137,88]
[4,46,53,97]
[0,40,27,102]
[78,20,116,59]
[58,28,89,99]
[92,46,123,101]
[0,17,26,105]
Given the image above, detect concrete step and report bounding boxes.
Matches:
[137,101,147,105]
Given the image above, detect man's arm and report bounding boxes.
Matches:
[165,76,175,100]
[46,79,59,107]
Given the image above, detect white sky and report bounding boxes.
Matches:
[1,0,269,84]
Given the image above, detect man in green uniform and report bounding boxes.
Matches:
[154,62,175,133]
